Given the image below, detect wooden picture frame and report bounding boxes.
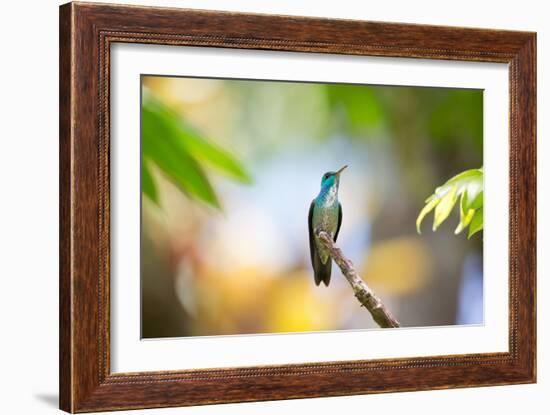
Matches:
[59,2,536,412]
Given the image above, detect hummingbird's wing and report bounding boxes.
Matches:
[334,202,343,242]
[308,200,332,286]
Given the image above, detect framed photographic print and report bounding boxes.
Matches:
[59,2,536,412]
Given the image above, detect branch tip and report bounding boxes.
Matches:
[315,230,400,328]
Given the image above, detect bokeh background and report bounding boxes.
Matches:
[140,75,483,338]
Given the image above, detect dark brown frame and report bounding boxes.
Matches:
[59,2,536,412]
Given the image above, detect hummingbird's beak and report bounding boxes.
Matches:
[336,165,348,176]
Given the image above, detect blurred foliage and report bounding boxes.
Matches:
[142,81,482,214]
[428,89,483,152]
[416,168,483,238]
[325,85,482,145]
[326,84,384,132]
[141,91,251,208]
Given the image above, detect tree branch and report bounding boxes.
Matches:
[316,230,400,328]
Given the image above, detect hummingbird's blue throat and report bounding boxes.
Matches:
[317,178,339,208]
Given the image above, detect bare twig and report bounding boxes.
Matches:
[316,230,400,328]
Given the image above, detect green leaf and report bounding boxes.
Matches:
[433,185,458,231]
[455,209,475,234]
[464,180,483,211]
[416,198,438,234]
[468,208,483,238]
[468,190,483,211]
[178,124,252,184]
[142,100,220,208]
[145,95,251,184]
[454,190,477,234]
[460,189,469,217]
[142,159,159,204]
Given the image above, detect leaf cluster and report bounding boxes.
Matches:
[141,93,251,208]
[416,168,483,238]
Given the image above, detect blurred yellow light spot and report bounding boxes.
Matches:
[265,272,336,333]
[143,77,222,105]
[202,267,271,310]
[188,266,275,335]
[360,237,433,296]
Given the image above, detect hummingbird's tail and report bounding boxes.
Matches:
[313,256,331,287]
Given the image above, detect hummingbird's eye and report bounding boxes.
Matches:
[323,173,330,180]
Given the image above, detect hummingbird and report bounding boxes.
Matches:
[308,165,347,286]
